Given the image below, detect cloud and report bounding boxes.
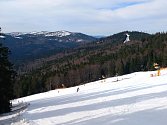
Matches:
[0,0,167,35]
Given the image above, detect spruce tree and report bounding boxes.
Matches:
[0,39,15,113]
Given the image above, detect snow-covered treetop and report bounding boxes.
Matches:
[45,31,72,37]
[0,35,5,38]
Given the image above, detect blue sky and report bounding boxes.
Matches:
[110,1,147,10]
[0,0,167,35]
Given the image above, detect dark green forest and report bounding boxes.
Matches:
[13,31,167,98]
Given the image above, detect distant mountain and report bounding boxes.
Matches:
[19,31,151,73]
[98,31,150,44]
[0,31,96,65]
[6,30,96,43]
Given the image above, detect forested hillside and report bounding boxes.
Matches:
[13,31,167,98]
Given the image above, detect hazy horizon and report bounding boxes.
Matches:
[0,0,167,35]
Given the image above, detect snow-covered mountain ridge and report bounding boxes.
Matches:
[7,30,73,37]
[1,69,167,125]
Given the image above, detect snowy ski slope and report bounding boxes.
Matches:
[1,69,167,125]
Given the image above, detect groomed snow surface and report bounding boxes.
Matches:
[1,69,167,125]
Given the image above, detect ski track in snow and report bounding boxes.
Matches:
[1,69,167,125]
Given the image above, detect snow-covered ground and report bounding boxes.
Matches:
[1,69,167,125]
